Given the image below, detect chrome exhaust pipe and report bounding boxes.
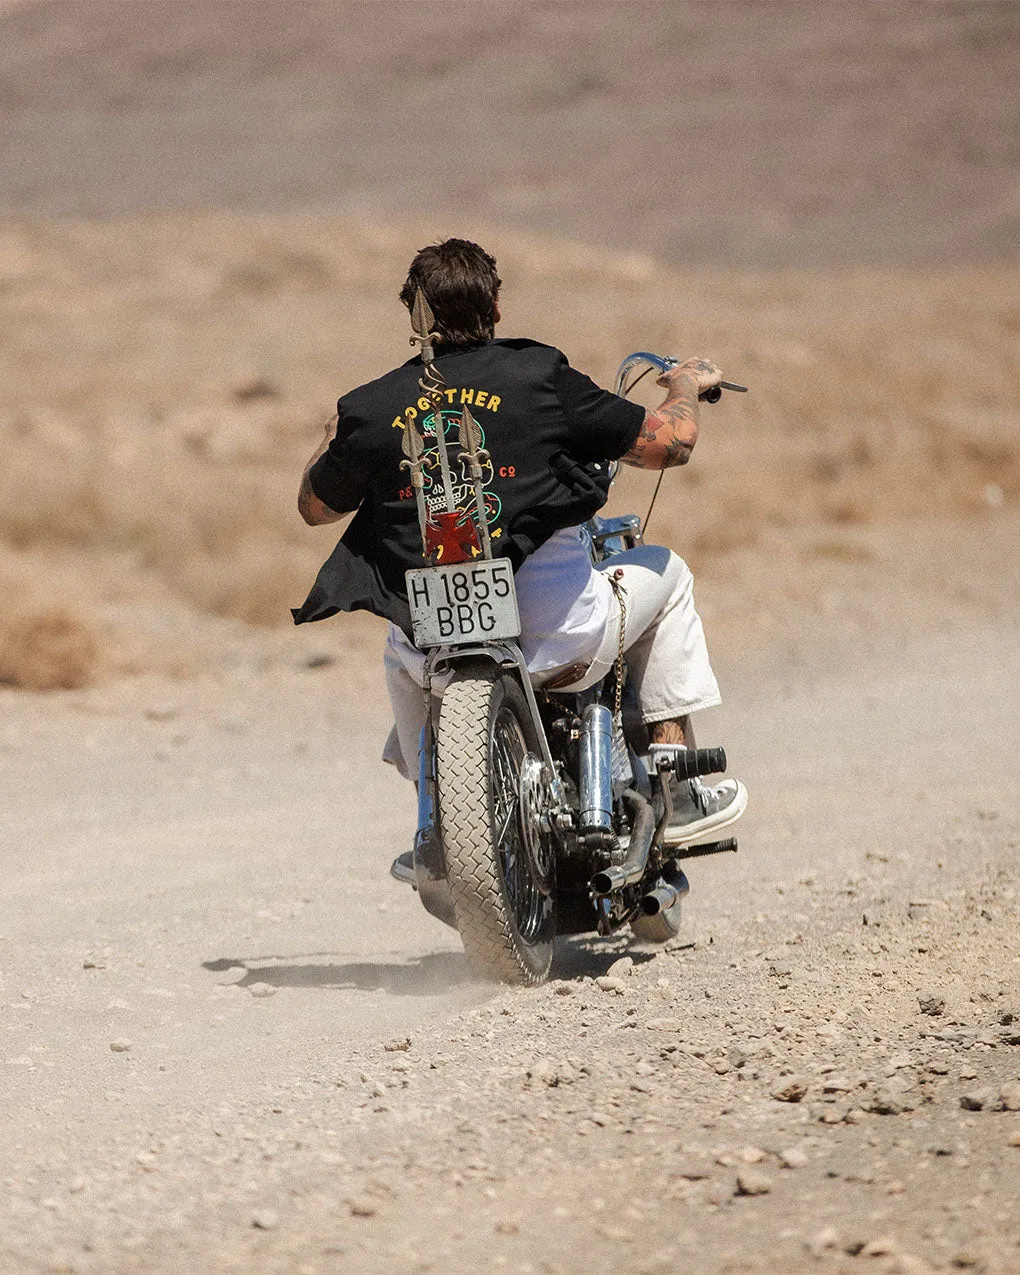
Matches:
[639,870,690,916]
[579,703,614,832]
[590,789,654,895]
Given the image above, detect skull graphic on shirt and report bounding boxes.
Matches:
[421,408,501,525]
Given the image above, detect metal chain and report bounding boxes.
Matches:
[608,568,627,724]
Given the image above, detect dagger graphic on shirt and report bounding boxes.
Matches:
[409,288,458,514]
[399,410,429,543]
[457,405,493,560]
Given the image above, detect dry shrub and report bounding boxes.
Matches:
[0,594,103,691]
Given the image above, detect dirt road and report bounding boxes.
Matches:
[2,512,1018,1274]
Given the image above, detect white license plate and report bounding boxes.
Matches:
[406,559,521,647]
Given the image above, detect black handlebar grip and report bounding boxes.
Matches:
[671,746,727,779]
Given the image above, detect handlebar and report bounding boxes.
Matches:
[614,351,748,402]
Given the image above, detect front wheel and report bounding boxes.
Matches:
[436,665,554,984]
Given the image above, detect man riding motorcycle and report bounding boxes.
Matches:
[294,239,746,876]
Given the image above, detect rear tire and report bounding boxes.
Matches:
[436,665,554,985]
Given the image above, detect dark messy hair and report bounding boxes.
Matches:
[399,239,501,349]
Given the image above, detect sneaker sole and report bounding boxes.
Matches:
[390,858,417,886]
[661,780,749,849]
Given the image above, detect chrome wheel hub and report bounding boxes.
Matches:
[518,753,554,894]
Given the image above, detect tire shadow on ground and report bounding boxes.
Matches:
[551,935,663,981]
[202,950,471,995]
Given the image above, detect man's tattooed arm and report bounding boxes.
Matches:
[622,358,721,471]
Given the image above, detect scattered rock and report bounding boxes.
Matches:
[595,976,626,994]
[739,1146,766,1164]
[553,983,573,996]
[887,1254,935,1275]
[861,1236,898,1257]
[347,1196,378,1218]
[865,1078,919,1115]
[959,1088,992,1111]
[644,1018,683,1033]
[996,1082,1020,1111]
[606,956,634,979]
[526,1058,579,1088]
[383,1037,411,1053]
[734,1169,772,1196]
[805,1227,840,1257]
[494,1220,519,1235]
[779,1146,808,1169]
[770,1078,808,1103]
[109,1039,132,1053]
[1007,1131,1020,1147]
[918,991,946,1016]
[597,1224,634,1242]
[251,1209,279,1230]
[248,982,277,999]
[950,1252,980,1268]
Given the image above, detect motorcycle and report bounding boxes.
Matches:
[403,345,746,984]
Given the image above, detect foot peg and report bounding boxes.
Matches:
[670,837,738,861]
[648,744,727,780]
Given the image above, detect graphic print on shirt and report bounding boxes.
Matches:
[403,405,504,534]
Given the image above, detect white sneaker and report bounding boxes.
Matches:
[390,850,416,885]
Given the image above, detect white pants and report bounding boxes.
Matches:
[383,546,721,781]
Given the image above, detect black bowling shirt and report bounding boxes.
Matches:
[293,338,644,635]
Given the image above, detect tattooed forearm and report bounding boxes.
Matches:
[622,358,721,470]
[622,378,699,470]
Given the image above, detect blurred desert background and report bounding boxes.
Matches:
[1,0,1016,688]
